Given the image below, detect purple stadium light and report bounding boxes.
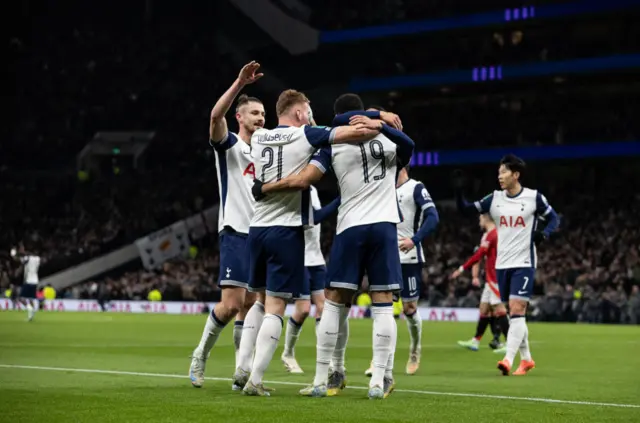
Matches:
[426,152,432,166]
[505,8,511,21]
[513,8,520,20]
[530,6,535,17]
[497,65,503,80]
[434,152,439,165]
[481,67,487,81]
[472,67,479,81]
[489,66,495,80]
[410,155,416,166]
[522,7,528,19]
[417,152,425,166]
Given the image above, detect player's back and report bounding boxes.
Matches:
[251,125,319,227]
[330,134,401,234]
[211,133,255,234]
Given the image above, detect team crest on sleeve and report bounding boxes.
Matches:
[421,188,431,201]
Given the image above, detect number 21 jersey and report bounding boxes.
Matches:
[250,125,336,228]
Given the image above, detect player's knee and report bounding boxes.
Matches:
[479,303,491,316]
[313,300,324,318]
[508,299,527,316]
[493,304,507,316]
[296,300,311,317]
[325,288,350,304]
[403,301,417,316]
[370,291,393,304]
[256,291,266,304]
[221,288,245,317]
[243,291,257,311]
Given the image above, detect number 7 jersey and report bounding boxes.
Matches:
[312,134,402,235]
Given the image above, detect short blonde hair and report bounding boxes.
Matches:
[276,89,309,117]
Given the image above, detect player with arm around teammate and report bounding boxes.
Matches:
[255,93,414,399]
[189,61,268,389]
[451,214,510,353]
[456,154,559,375]
[237,89,381,396]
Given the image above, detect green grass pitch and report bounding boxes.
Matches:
[0,311,639,423]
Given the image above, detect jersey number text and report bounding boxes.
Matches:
[359,140,386,183]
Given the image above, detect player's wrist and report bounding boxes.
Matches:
[458,265,464,273]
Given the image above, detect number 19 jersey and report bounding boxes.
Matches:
[311,134,401,235]
[250,125,336,228]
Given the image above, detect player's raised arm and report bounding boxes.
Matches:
[332,110,403,130]
[456,191,493,217]
[533,192,560,244]
[210,61,264,143]
[451,244,488,280]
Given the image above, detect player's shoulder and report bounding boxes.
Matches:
[521,187,538,198]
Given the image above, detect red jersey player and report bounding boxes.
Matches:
[451,214,509,353]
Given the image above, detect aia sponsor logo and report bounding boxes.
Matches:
[499,216,525,228]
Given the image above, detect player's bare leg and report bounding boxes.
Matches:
[243,294,287,396]
[234,291,266,390]
[282,299,310,373]
[301,288,351,397]
[190,286,245,387]
[498,299,534,375]
[458,302,492,351]
[403,300,422,375]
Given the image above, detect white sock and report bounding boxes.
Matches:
[284,317,304,357]
[313,300,342,386]
[237,301,265,372]
[330,305,350,374]
[504,316,527,365]
[371,303,395,389]
[233,321,244,351]
[248,314,283,385]
[385,321,397,379]
[193,311,227,359]
[518,324,532,361]
[405,310,422,354]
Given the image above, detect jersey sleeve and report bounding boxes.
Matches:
[486,229,498,248]
[209,132,238,152]
[412,183,435,211]
[309,146,332,174]
[535,192,553,217]
[304,125,337,148]
[474,193,493,214]
[331,110,380,126]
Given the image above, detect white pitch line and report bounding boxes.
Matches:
[1,364,638,409]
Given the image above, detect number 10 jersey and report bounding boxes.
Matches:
[311,134,402,235]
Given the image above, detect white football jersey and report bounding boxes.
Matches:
[311,134,401,235]
[396,179,435,264]
[211,132,255,234]
[251,125,336,227]
[22,255,41,284]
[474,187,553,269]
[304,186,325,267]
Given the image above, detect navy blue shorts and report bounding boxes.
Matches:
[497,268,535,302]
[248,226,305,299]
[326,222,402,292]
[400,264,423,302]
[218,229,250,289]
[296,265,326,300]
[20,284,37,299]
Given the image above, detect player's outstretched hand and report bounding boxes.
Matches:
[238,61,264,86]
[379,111,403,131]
[450,268,462,279]
[251,179,266,201]
[533,230,548,246]
[472,277,481,287]
[349,115,383,130]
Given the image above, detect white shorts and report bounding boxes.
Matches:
[480,281,502,306]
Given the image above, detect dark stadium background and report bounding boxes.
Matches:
[4,0,640,324]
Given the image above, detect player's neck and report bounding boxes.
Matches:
[278,117,299,127]
[396,174,409,187]
[506,183,523,197]
[238,129,252,144]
